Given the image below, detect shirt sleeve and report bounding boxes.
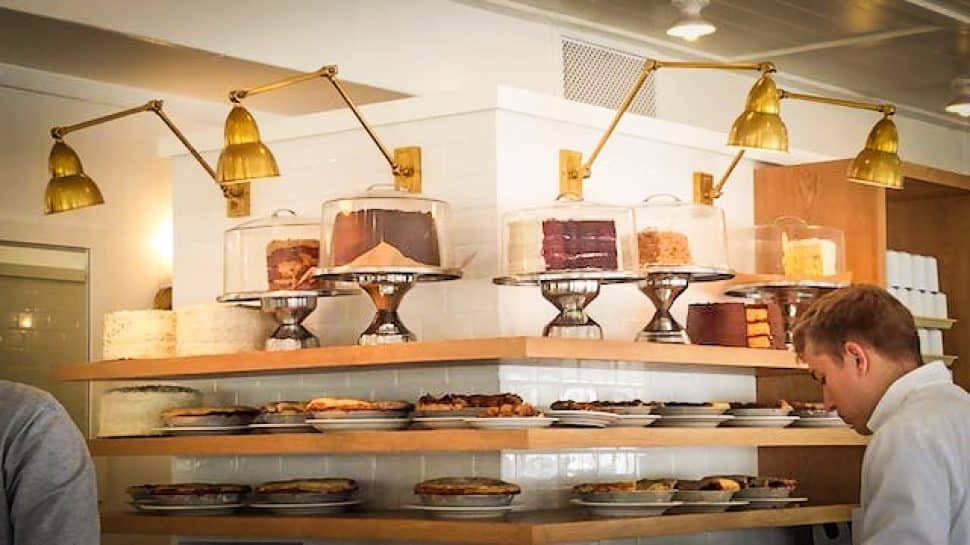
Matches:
[859,423,951,545]
[4,396,99,545]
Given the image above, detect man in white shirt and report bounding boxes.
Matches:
[793,284,968,545]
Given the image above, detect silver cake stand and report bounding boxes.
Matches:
[315,265,462,345]
[218,287,357,351]
[723,279,847,347]
[494,270,644,339]
[636,265,735,344]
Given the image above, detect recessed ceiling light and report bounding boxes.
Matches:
[667,0,716,42]
[944,77,970,117]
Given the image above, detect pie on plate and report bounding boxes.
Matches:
[414,477,521,496]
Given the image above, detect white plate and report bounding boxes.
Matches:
[249,499,363,515]
[653,415,734,428]
[792,417,849,428]
[657,406,729,416]
[735,497,808,510]
[547,410,618,428]
[130,502,243,516]
[722,416,799,428]
[668,501,749,513]
[411,417,471,430]
[153,426,250,436]
[306,418,411,432]
[464,417,558,430]
[609,414,662,427]
[728,408,793,417]
[248,423,314,433]
[405,503,519,519]
[570,499,682,517]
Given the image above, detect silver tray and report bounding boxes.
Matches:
[218,288,358,302]
[728,408,793,417]
[604,406,656,416]
[256,491,356,504]
[135,493,245,506]
[310,409,411,420]
[164,414,256,427]
[419,494,514,507]
[735,487,794,499]
[405,504,516,519]
[733,497,807,510]
[673,490,736,503]
[577,490,675,504]
[493,269,644,287]
[657,406,729,416]
[315,266,463,283]
[248,499,362,516]
[639,265,735,283]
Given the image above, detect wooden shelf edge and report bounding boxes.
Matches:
[87,428,867,457]
[913,316,957,330]
[54,337,803,382]
[100,504,856,544]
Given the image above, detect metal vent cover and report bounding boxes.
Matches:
[562,38,656,117]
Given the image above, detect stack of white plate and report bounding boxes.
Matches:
[669,489,748,513]
[792,410,848,428]
[723,416,799,428]
[734,497,807,510]
[129,491,247,516]
[407,493,519,519]
[654,415,734,428]
[571,489,681,517]
[547,410,618,428]
[307,409,411,432]
[154,425,250,436]
[464,417,558,430]
[248,496,364,515]
[733,487,806,510]
[609,414,662,427]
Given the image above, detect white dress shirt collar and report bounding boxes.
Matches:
[867,361,952,433]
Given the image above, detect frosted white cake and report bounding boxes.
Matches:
[506,219,545,275]
[176,303,272,356]
[102,310,176,360]
[97,385,202,437]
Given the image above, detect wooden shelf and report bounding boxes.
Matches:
[923,354,958,367]
[914,316,957,330]
[100,504,855,544]
[88,427,868,456]
[53,337,804,381]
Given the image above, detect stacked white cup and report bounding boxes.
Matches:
[885,250,947,319]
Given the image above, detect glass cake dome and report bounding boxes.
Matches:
[633,194,729,271]
[223,209,331,296]
[499,197,637,279]
[735,216,847,279]
[319,184,453,272]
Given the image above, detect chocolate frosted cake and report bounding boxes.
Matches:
[266,239,324,291]
[330,209,440,267]
[687,302,786,349]
[541,219,618,270]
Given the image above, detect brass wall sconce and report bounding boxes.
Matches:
[227,65,421,193]
[46,99,275,217]
[697,81,901,204]
[560,60,779,200]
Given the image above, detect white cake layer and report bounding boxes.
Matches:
[102,310,177,360]
[506,219,545,275]
[176,303,273,356]
[97,386,202,437]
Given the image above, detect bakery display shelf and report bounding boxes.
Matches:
[100,504,854,544]
[913,316,957,330]
[53,337,804,382]
[88,427,867,456]
[923,354,958,367]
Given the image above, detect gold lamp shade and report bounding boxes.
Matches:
[848,116,902,189]
[44,141,105,215]
[728,74,789,152]
[216,105,280,184]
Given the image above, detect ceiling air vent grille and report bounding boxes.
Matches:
[562,38,656,117]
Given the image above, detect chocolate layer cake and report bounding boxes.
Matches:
[541,219,618,270]
[266,239,324,290]
[687,302,786,349]
[330,209,440,267]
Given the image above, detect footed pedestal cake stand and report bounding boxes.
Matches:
[315,266,462,345]
[494,271,643,339]
[218,288,358,351]
[636,265,735,344]
[723,279,847,347]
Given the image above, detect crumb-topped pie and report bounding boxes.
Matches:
[414,477,521,496]
[306,397,413,412]
[551,399,655,413]
[572,478,677,494]
[160,406,259,418]
[418,393,541,418]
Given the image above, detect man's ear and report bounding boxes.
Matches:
[843,341,870,377]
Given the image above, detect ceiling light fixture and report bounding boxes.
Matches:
[667,0,717,42]
[944,77,970,117]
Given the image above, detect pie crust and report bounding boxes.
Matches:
[306,397,413,412]
[256,478,359,494]
[260,401,308,414]
[160,406,259,418]
[129,482,251,495]
[675,477,741,492]
[414,477,521,496]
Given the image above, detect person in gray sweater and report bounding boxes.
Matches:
[0,381,98,545]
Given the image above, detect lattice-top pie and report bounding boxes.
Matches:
[306,398,413,412]
[414,477,521,496]
[160,406,259,418]
[256,478,359,494]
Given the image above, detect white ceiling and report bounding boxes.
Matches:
[0,8,406,116]
[468,0,970,128]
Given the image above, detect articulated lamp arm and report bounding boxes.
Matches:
[228,65,421,192]
[561,59,776,200]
